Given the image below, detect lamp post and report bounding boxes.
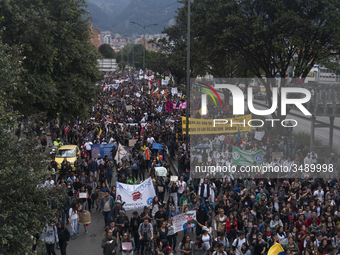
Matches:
[130,21,157,71]
[124,35,130,67]
[186,0,190,153]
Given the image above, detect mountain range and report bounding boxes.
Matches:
[87,0,182,35]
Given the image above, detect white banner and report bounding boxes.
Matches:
[114,143,128,164]
[162,79,169,85]
[173,210,197,233]
[116,178,156,210]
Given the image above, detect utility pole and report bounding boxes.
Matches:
[130,21,157,71]
[186,0,190,153]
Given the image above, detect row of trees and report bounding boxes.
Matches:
[158,0,340,128]
[0,0,102,253]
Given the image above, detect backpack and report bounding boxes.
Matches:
[132,162,138,170]
[233,238,248,251]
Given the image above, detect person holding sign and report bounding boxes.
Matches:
[120,233,134,255]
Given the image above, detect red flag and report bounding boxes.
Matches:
[101,84,106,89]
[266,135,271,144]
[226,136,231,145]
[147,73,150,77]
[158,80,161,84]
[225,104,230,111]
[150,81,153,85]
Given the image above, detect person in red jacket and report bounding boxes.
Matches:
[295,213,308,232]
[307,211,320,226]
[226,212,238,242]
[298,234,311,255]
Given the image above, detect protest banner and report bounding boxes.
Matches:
[91,144,114,160]
[126,105,132,111]
[182,114,252,134]
[116,178,156,210]
[122,243,132,250]
[152,143,163,150]
[155,167,167,176]
[232,146,264,167]
[173,210,197,233]
[79,192,88,199]
[161,79,168,85]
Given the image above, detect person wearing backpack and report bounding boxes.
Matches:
[42,220,59,255]
[213,243,228,255]
[232,232,248,255]
[57,221,70,255]
[252,234,266,255]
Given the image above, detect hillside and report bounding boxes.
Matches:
[87,0,181,35]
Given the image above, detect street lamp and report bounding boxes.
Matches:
[186,0,190,153]
[130,21,157,71]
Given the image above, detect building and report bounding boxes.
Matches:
[89,23,101,49]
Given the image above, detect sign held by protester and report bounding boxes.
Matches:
[155,167,167,176]
[173,210,197,233]
[152,143,163,150]
[116,178,156,210]
[91,144,114,160]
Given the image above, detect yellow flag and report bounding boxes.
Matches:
[268,243,284,255]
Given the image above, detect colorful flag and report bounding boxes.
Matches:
[139,69,143,75]
[144,147,150,160]
[268,243,285,255]
[164,90,167,98]
[114,143,128,164]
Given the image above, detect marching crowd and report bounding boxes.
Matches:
[39,70,340,255]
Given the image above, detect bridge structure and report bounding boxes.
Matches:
[302,82,340,154]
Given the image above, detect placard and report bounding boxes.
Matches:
[129,139,138,147]
[122,242,132,250]
[126,105,132,111]
[155,167,167,176]
[158,186,164,192]
[152,143,163,150]
[79,192,87,199]
[173,210,197,233]
[170,176,178,182]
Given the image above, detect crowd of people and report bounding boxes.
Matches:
[39,70,340,255]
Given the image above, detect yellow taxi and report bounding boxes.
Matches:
[55,145,80,170]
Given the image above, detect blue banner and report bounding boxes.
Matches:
[152,143,163,150]
[91,144,114,159]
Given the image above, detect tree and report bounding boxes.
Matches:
[0,0,102,121]
[99,43,115,59]
[0,40,66,254]
[164,0,340,131]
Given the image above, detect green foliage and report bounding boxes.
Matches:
[0,0,102,120]
[99,44,115,58]
[0,41,67,255]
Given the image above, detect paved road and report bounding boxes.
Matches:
[58,166,192,255]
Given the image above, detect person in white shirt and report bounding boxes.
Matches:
[84,139,93,156]
[232,232,248,255]
[313,186,324,202]
[44,177,55,188]
[304,153,313,166]
[311,151,318,164]
[146,135,155,144]
[177,177,186,206]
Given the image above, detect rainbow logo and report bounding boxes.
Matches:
[197,82,223,107]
